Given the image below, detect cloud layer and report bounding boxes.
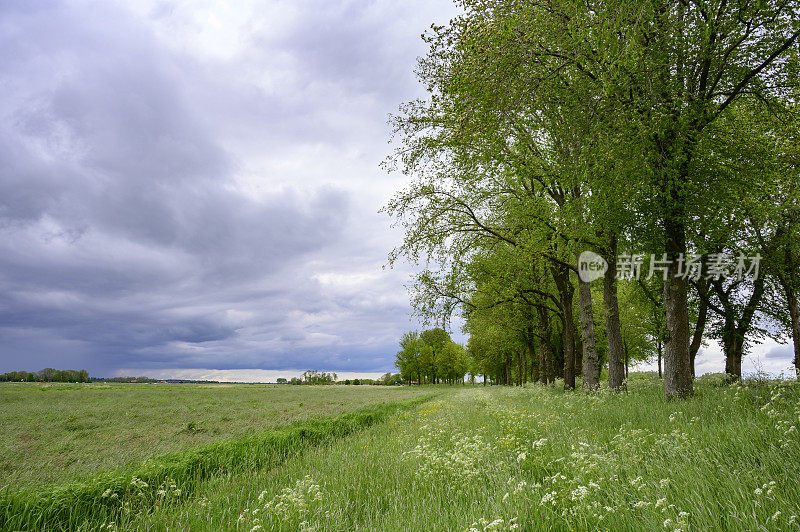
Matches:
[0,0,458,377]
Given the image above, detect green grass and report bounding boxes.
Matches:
[4,376,800,531]
[117,375,799,531]
[0,392,437,531]
[0,383,431,487]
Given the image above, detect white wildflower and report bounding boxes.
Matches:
[130,476,148,489]
[541,491,557,505]
[570,486,589,501]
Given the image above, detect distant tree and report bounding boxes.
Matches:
[38,368,57,382]
[420,328,452,383]
[419,345,435,384]
[395,331,422,384]
[380,372,402,385]
[420,328,450,352]
[301,370,337,385]
[0,368,91,383]
[436,341,468,384]
[276,378,288,384]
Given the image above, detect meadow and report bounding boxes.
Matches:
[2,376,800,530]
[0,383,430,487]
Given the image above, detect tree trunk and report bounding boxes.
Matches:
[721,316,741,381]
[624,339,629,380]
[522,346,528,385]
[788,286,800,378]
[657,340,662,379]
[663,217,693,398]
[723,334,743,381]
[717,273,765,381]
[539,338,551,384]
[780,247,800,378]
[553,265,577,390]
[529,340,540,383]
[604,233,626,391]
[689,279,709,378]
[537,305,553,384]
[577,275,600,391]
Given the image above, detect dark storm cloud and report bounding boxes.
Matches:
[0,0,454,377]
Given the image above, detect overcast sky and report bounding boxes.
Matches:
[0,0,466,380]
[1,1,795,381]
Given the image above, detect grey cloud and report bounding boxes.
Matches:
[0,0,450,377]
[764,344,794,360]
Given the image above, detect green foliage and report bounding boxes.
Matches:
[695,373,731,388]
[384,0,800,387]
[301,371,337,385]
[396,330,422,383]
[396,328,468,384]
[0,369,90,383]
[380,373,403,385]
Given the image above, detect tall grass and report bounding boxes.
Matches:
[0,394,435,531]
[122,374,799,531]
[6,376,800,530]
[0,382,431,487]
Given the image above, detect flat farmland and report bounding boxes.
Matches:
[0,383,430,488]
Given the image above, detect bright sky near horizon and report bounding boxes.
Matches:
[0,1,795,381]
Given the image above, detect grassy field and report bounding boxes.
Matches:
[0,383,430,487]
[118,375,798,531]
[3,376,800,530]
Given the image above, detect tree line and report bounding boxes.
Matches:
[395,328,471,384]
[0,368,90,383]
[384,0,800,398]
[280,371,405,385]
